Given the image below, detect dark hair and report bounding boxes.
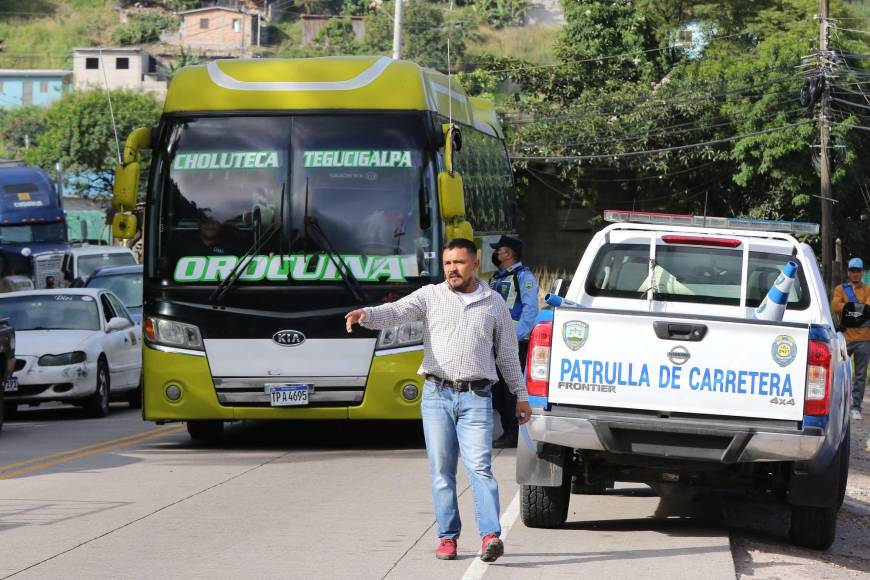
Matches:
[444,238,478,258]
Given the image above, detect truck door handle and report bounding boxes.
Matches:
[653,321,708,342]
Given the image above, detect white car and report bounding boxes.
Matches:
[0,288,142,417]
[62,245,138,286]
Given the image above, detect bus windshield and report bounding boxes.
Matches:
[157,114,438,285]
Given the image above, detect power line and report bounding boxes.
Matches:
[513,103,804,149]
[510,121,812,162]
[505,86,801,127]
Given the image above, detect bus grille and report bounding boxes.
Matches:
[213,376,366,408]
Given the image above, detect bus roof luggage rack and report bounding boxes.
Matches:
[603,210,820,236]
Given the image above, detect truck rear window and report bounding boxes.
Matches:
[586,243,809,309]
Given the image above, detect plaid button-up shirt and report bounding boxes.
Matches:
[362,280,528,401]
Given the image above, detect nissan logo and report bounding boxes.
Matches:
[273,330,306,347]
[668,346,690,366]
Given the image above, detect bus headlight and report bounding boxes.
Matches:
[376,321,424,350]
[144,316,203,350]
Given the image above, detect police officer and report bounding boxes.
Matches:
[489,235,539,447]
[831,257,870,421]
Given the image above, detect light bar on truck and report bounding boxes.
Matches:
[603,210,819,236]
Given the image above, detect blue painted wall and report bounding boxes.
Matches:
[0,75,69,109]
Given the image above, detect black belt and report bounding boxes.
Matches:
[425,374,492,391]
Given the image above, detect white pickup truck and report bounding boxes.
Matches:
[518,211,851,550]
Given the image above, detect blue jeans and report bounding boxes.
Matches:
[420,379,501,540]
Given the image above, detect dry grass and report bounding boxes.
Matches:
[0,1,118,69]
[467,24,560,65]
[532,266,572,306]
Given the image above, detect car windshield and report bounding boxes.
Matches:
[86,273,143,308]
[0,294,100,330]
[78,253,137,278]
[586,242,810,309]
[155,114,438,286]
[0,222,66,244]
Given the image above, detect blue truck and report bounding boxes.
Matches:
[0,165,70,289]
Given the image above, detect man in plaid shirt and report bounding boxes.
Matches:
[345,238,531,563]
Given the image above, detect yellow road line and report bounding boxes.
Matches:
[0,425,185,480]
[0,426,178,472]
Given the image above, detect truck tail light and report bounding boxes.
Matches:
[526,321,553,397]
[804,339,832,416]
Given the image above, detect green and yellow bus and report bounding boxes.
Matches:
[111,56,517,439]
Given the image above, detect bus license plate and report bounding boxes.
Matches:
[267,384,309,407]
[2,377,17,393]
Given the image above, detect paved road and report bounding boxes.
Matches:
[2,404,738,579]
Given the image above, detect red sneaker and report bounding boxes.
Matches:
[480,534,504,562]
[435,538,457,560]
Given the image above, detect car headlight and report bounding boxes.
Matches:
[376,321,424,350]
[143,316,203,350]
[38,351,86,366]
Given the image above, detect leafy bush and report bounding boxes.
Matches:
[112,12,177,45]
[311,18,364,55]
[473,0,526,29]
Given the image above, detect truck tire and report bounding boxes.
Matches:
[789,430,848,550]
[789,505,837,550]
[520,480,570,528]
[837,428,850,509]
[187,420,224,441]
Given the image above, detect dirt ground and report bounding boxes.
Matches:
[729,395,870,579]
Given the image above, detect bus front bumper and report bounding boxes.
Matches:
[143,344,423,421]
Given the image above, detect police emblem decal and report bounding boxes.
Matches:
[563,321,588,351]
[771,335,797,367]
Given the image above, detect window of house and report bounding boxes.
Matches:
[232,18,240,32]
[85,57,99,70]
[200,18,209,29]
[39,80,48,92]
[116,57,129,70]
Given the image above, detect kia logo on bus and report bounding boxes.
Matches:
[668,346,690,366]
[273,330,306,347]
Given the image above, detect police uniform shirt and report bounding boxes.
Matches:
[489,262,539,342]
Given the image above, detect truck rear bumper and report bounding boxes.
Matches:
[527,410,824,463]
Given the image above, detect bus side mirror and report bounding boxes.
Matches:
[438,171,465,220]
[112,127,151,240]
[112,161,140,211]
[446,220,473,241]
[113,213,138,241]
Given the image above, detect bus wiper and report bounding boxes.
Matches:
[210,221,281,305]
[303,180,367,305]
[211,185,286,305]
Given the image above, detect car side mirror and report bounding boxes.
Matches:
[106,317,132,332]
[549,278,567,298]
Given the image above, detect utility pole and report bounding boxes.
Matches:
[392,0,404,60]
[819,0,833,292]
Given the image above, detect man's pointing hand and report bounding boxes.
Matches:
[345,308,367,333]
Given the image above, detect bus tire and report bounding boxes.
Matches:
[187,420,224,441]
[520,481,570,529]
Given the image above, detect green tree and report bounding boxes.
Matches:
[311,18,364,55]
[26,90,161,196]
[112,13,177,45]
[467,0,869,256]
[0,106,47,160]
